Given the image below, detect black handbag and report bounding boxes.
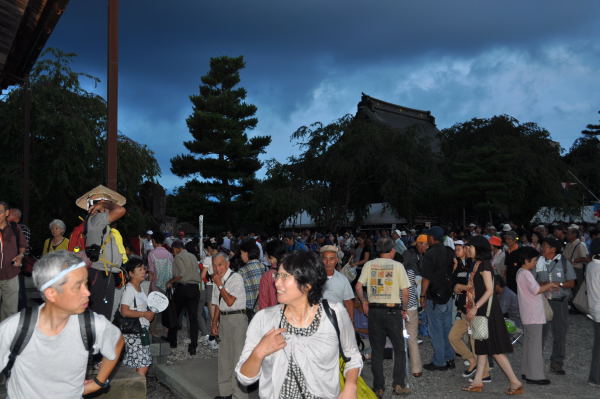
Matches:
[113,297,142,334]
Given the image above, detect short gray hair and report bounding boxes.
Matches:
[33,250,81,298]
[49,219,66,233]
[376,237,395,254]
[212,252,230,263]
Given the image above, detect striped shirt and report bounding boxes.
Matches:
[238,259,266,310]
[405,268,419,310]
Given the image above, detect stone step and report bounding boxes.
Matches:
[0,363,146,399]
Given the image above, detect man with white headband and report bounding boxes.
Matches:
[0,250,124,399]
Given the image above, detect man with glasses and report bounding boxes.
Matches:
[211,253,247,399]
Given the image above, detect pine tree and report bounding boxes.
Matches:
[170,56,271,229]
[582,110,600,136]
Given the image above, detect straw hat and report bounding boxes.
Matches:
[75,184,126,210]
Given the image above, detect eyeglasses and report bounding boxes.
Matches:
[274,272,293,281]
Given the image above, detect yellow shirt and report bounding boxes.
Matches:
[357,258,410,304]
[42,237,70,255]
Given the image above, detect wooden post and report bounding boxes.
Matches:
[22,77,31,224]
[106,0,119,190]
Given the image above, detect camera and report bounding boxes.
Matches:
[86,244,102,262]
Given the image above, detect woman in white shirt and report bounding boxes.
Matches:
[587,238,600,386]
[236,251,362,398]
[120,258,155,376]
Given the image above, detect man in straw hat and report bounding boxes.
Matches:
[75,185,126,320]
[0,250,124,398]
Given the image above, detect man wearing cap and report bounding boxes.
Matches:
[355,238,411,396]
[489,235,506,276]
[564,225,589,303]
[535,237,576,375]
[392,230,408,256]
[76,185,126,320]
[320,245,354,321]
[403,234,428,277]
[142,230,154,259]
[420,226,455,371]
[0,250,124,398]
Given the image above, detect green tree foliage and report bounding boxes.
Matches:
[564,135,600,201]
[441,115,571,223]
[0,49,160,250]
[582,110,600,137]
[256,115,440,230]
[255,113,579,230]
[170,56,271,231]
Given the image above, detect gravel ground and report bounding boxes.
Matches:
[148,313,599,398]
[374,313,598,399]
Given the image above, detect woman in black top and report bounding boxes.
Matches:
[462,236,523,395]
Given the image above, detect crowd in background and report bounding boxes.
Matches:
[2,195,600,397]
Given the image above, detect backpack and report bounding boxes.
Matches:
[1,307,96,379]
[428,246,455,305]
[68,216,122,272]
[68,218,87,253]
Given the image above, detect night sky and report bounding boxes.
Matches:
[45,0,600,190]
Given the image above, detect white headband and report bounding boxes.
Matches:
[40,261,86,292]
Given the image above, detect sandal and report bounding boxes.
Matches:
[462,384,484,392]
[505,385,524,395]
[412,372,423,377]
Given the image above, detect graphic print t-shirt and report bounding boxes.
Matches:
[357,258,410,304]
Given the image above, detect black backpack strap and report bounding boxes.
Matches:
[2,306,39,378]
[322,299,350,362]
[78,309,96,354]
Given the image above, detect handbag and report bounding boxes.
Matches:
[471,294,492,341]
[572,279,589,315]
[542,295,554,321]
[113,297,142,334]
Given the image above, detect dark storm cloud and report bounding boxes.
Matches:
[45,0,600,189]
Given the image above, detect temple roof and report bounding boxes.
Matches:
[356,93,440,150]
[0,0,69,90]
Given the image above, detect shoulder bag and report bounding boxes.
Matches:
[113,295,142,334]
[469,262,493,341]
[471,294,493,341]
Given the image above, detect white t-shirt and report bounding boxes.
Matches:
[322,270,355,304]
[120,283,150,327]
[0,305,121,399]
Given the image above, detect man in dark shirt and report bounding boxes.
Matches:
[420,226,455,371]
[0,201,28,321]
[503,231,522,293]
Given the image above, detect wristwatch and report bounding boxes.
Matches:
[559,282,564,288]
[93,377,110,389]
[218,285,224,290]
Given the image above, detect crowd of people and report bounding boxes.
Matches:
[1,187,600,398]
